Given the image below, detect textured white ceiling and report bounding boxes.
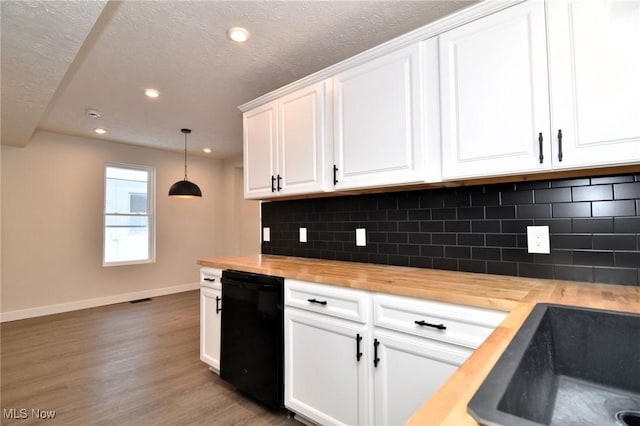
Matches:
[2,0,475,158]
[1,0,107,147]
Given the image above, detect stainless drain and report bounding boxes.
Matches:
[616,410,640,426]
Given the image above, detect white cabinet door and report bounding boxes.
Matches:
[200,286,222,372]
[439,1,551,179]
[244,83,330,199]
[243,100,277,198]
[285,309,369,426]
[333,43,424,190]
[372,329,471,426]
[278,81,330,196]
[547,0,640,168]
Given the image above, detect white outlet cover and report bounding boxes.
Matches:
[299,227,307,243]
[263,227,270,242]
[527,226,550,254]
[356,228,366,246]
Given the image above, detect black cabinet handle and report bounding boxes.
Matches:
[415,320,446,330]
[307,298,327,305]
[538,132,544,164]
[203,277,216,282]
[373,338,380,368]
[277,174,282,191]
[557,129,563,162]
[356,334,363,362]
[215,296,222,314]
[271,175,276,192]
[333,165,338,185]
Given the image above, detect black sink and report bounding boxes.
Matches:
[468,303,640,426]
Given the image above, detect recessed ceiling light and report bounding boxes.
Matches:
[94,128,107,135]
[203,148,212,153]
[228,27,250,43]
[145,88,160,98]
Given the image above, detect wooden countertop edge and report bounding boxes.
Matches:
[197,255,538,311]
[405,302,536,425]
[197,254,640,426]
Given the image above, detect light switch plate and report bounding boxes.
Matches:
[263,227,270,242]
[299,227,307,243]
[356,228,366,246]
[527,226,550,254]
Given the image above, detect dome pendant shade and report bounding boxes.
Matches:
[168,179,202,197]
[169,128,202,198]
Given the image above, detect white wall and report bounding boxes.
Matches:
[1,131,258,320]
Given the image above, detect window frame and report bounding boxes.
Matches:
[103,162,156,267]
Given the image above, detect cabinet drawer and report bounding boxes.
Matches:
[285,279,370,324]
[200,267,223,290]
[373,293,507,348]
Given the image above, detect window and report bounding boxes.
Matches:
[104,163,155,266]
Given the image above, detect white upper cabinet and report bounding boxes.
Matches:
[439,0,551,179]
[244,101,278,198]
[333,44,426,190]
[244,81,330,199]
[278,82,331,195]
[243,0,640,197]
[546,0,640,168]
[440,0,640,180]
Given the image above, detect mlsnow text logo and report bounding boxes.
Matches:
[3,408,57,420]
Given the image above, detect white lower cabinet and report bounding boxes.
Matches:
[284,279,507,426]
[285,309,369,426]
[372,329,471,426]
[285,279,371,426]
[200,268,223,373]
[370,293,505,426]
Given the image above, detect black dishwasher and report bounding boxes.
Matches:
[220,270,284,409]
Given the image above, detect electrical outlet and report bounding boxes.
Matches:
[527,226,550,254]
[356,228,366,246]
[263,227,270,242]
[299,227,307,243]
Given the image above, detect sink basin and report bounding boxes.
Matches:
[468,303,640,426]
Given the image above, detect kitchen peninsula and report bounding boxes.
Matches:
[197,254,640,425]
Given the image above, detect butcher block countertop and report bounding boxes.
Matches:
[197,254,640,425]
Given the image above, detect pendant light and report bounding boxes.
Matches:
[169,128,202,198]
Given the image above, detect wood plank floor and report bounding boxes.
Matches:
[1,291,300,425]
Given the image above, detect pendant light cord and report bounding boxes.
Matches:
[180,128,192,181]
[183,131,188,180]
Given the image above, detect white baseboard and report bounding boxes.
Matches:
[0,282,200,323]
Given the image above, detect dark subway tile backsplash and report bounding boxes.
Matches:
[592,200,636,217]
[262,173,640,286]
[572,185,613,202]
